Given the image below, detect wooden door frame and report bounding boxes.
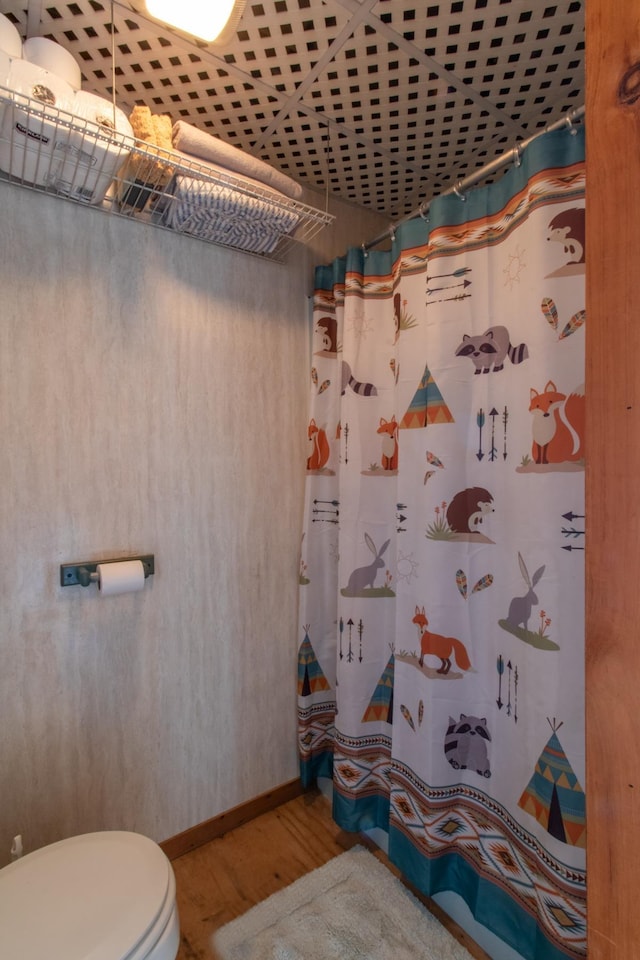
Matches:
[586,1,640,955]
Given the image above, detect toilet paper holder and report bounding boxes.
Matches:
[60,555,155,587]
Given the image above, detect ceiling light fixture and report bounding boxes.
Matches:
[144,0,247,43]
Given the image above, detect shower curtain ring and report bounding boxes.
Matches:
[361,242,369,259]
[389,224,396,242]
[565,114,578,135]
[512,145,522,167]
[419,201,430,222]
[453,182,466,201]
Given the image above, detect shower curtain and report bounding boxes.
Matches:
[298,123,586,960]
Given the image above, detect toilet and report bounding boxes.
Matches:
[0,831,180,960]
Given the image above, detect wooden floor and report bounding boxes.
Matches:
[171,788,491,960]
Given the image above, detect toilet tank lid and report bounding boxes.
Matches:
[0,831,174,960]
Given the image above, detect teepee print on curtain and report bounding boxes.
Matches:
[298,626,331,698]
[361,650,395,724]
[399,363,454,428]
[518,719,586,848]
[298,124,586,960]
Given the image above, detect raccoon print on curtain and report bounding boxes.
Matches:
[298,123,586,960]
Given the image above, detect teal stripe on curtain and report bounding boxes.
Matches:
[390,826,580,960]
[300,753,333,789]
[332,790,390,834]
[399,125,586,248]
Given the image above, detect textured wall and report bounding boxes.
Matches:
[0,181,385,866]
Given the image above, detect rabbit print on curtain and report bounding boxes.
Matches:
[298,123,586,960]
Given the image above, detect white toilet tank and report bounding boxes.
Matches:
[0,831,180,960]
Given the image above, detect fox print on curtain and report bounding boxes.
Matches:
[298,123,586,960]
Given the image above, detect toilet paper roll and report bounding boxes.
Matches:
[0,14,22,59]
[0,49,11,128]
[0,59,75,186]
[52,90,134,203]
[23,36,82,89]
[97,560,146,596]
[0,49,11,85]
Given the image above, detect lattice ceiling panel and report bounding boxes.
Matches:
[0,0,584,220]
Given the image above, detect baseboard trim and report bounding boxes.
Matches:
[160,778,305,861]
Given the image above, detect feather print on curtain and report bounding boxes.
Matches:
[298,124,586,960]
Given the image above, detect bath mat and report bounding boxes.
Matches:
[213,845,475,960]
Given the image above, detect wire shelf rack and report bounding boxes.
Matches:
[0,84,334,263]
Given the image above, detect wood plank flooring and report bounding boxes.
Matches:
[171,788,491,960]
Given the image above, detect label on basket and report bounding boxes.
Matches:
[44,170,95,202]
[53,140,97,168]
[15,122,50,144]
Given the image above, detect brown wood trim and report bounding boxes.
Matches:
[160,778,305,861]
[585,1,640,956]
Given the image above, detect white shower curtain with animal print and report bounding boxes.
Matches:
[298,124,586,960]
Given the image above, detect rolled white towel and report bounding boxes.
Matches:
[172,119,303,200]
[23,36,82,90]
[0,13,22,58]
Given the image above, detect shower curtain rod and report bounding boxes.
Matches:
[363,103,585,252]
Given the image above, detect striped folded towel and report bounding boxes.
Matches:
[162,173,300,253]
